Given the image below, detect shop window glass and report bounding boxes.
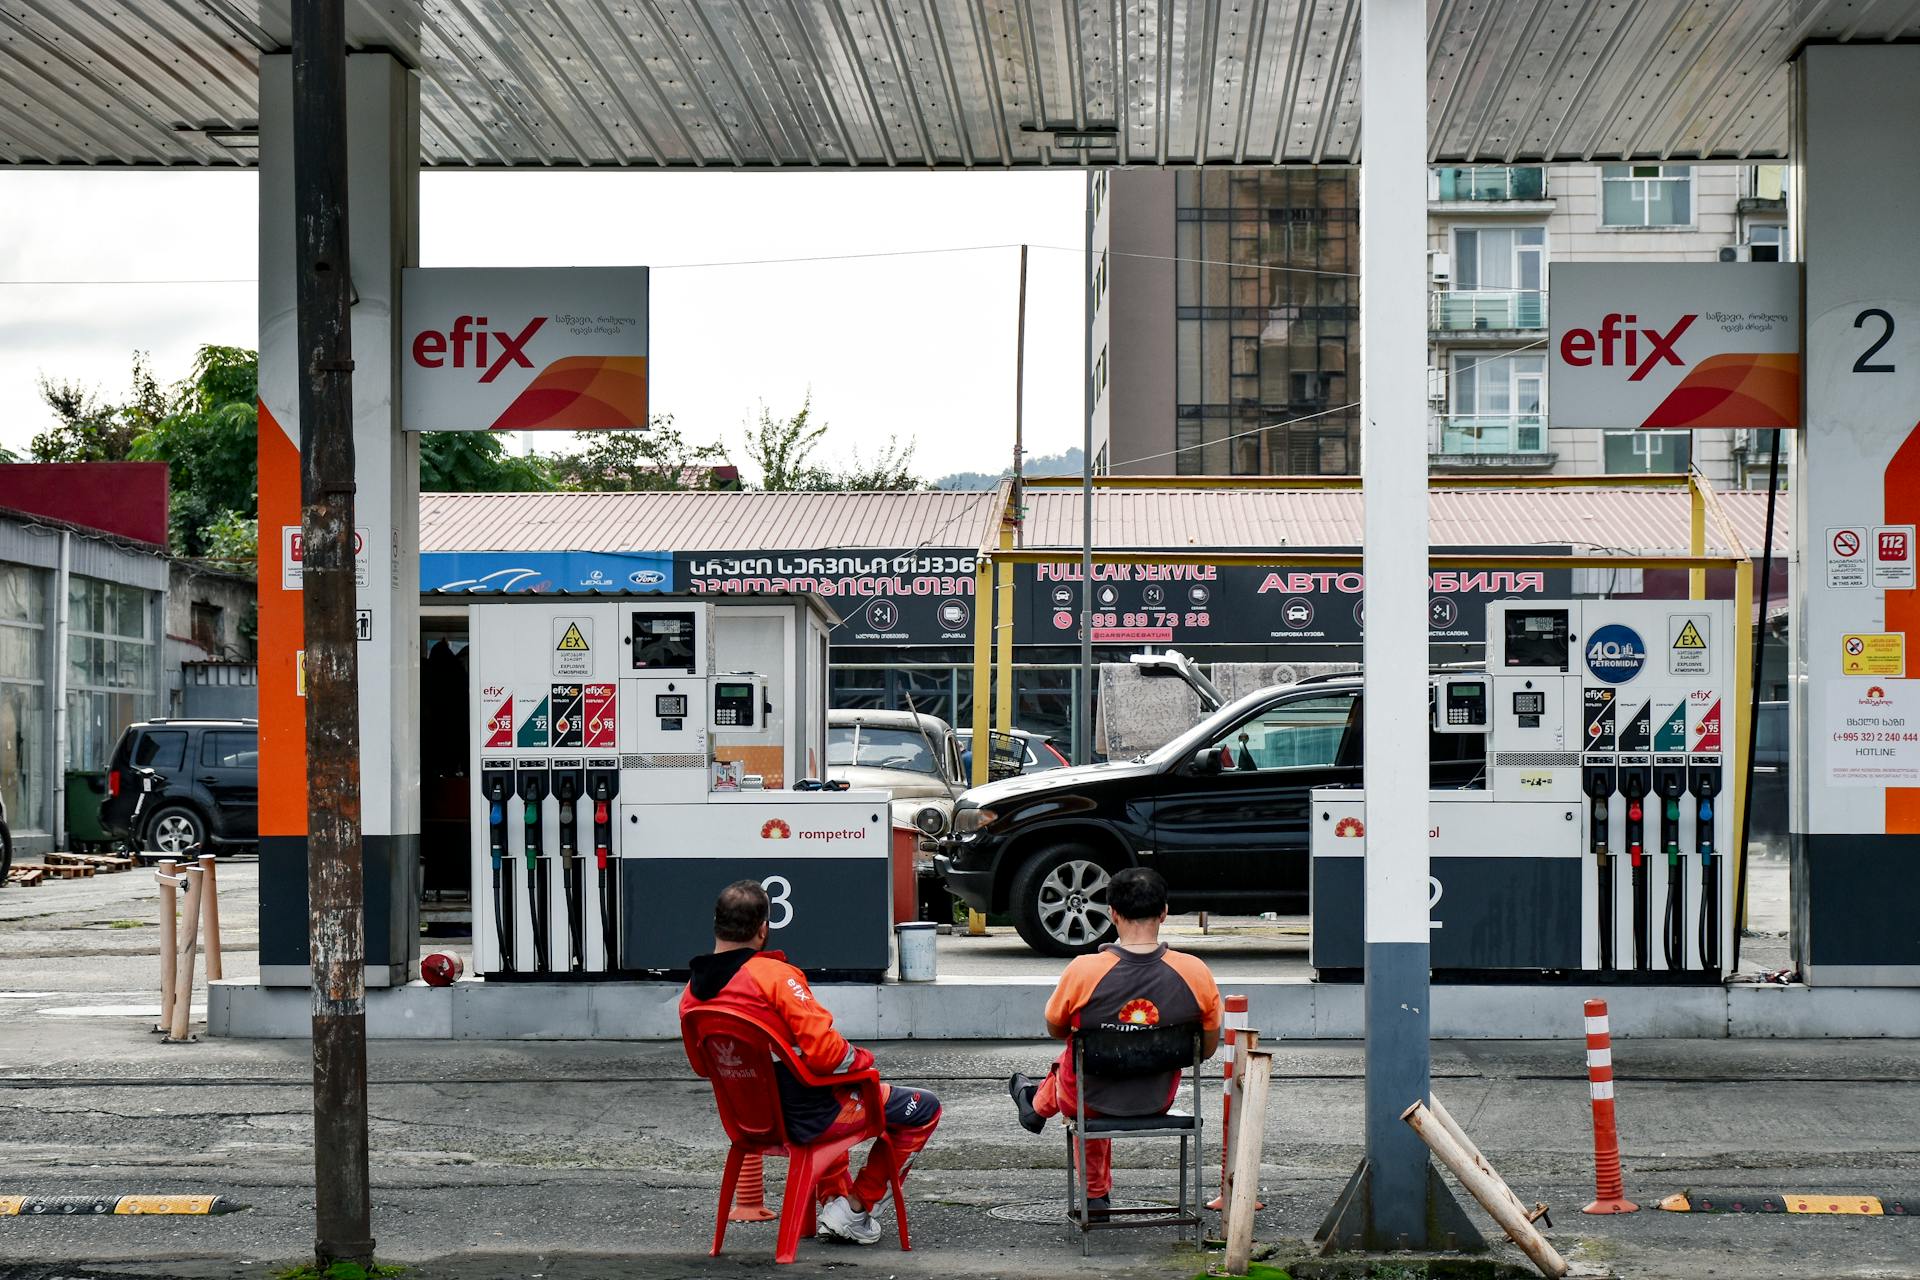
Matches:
[0,680,43,831]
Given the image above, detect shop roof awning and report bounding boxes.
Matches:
[4,1,1912,170]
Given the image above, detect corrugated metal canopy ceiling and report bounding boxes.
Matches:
[1,1,1907,169]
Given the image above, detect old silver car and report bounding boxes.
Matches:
[826,709,965,850]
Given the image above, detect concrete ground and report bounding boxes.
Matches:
[4,851,1906,1280]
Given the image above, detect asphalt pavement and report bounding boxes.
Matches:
[0,852,1904,1280]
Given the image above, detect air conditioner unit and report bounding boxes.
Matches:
[1718,244,1753,263]
[1429,251,1451,283]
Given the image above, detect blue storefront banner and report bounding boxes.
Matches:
[421,550,674,594]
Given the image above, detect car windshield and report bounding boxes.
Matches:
[1142,685,1352,767]
[828,726,941,775]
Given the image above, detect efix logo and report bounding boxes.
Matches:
[760,819,791,840]
[1558,312,1695,381]
[411,315,546,383]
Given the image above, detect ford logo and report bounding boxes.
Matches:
[629,569,666,586]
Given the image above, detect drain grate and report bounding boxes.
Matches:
[987,1198,1172,1224]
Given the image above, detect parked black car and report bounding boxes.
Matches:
[99,718,259,856]
[936,679,1485,956]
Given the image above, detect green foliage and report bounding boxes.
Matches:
[201,510,259,567]
[31,353,167,464]
[547,414,729,491]
[742,394,924,491]
[273,1262,406,1280]
[419,432,560,493]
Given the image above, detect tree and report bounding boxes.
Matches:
[128,346,259,558]
[419,432,560,493]
[548,414,730,491]
[743,394,924,491]
[31,354,167,464]
[743,395,831,490]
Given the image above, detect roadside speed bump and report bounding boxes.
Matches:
[1,1194,239,1216]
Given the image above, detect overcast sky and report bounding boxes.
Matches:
[0,169,1087,482]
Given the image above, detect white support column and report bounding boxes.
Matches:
[1322,0,1476,1252]
[256,53,421,987]
[1791,45,1920,985]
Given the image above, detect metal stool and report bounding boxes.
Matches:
[1063,1023,1206,1253]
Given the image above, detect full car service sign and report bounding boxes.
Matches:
[400,266,648,431]
[1548,262,1800,431]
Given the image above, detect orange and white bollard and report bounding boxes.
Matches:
[1581,998,1638,1214]
[1207,994,1263,1212]
[728,1152,777,1222]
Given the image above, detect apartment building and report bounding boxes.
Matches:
[1090,163,1788,486]
[1428,163,1787,485]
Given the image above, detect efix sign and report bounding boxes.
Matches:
[1547,262,1800,431]
[400,267,648,431]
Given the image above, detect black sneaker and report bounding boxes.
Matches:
[1086,1194,1112,1223]
[1007,1072,1046,1134]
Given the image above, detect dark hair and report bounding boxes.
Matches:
[714,879,770,942]
[1108,867,1167,923]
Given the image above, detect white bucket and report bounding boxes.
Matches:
[895,921,938,982]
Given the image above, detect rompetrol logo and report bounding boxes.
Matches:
[1558,312,1695,381]
[1585,624,1648,684]
[760,818,791,840]
[1334,816,1365,838]
[410,315,548,382]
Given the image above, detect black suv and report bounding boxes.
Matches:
[936,679,1484,956]
[99,719,259,856]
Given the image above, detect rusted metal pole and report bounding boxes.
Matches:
[292,0,373,1266]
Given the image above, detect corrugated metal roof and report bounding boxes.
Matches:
[0,2,1906,168]
[418,485,1789,556]
[419,488,1002,553]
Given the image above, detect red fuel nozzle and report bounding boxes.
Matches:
[594,800,609,825]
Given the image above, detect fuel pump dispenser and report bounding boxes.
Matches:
[469,594,892,981]
[482,764,516,970]
[1309,598,1736,982]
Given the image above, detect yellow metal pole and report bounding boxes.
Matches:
[1731,555,1755,935]
[968,557,992,935]
[994,558,1015,739]
[1689,478,1708,600]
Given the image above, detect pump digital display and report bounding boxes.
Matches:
[632,612,697,671]
[1503,609,1571,669]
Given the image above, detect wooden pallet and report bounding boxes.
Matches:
[46,851,136,873]
[13,862,93,879]
[4,868,45,888]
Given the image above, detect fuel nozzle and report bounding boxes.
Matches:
[553,770,582,857]
[1654,766,1688,865]
[1621,768,1648,867]
[1690,764,1721,864]
[1583,764,1617,857]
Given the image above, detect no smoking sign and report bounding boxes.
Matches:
[1828,526,1869,590]
[1834,529,1861,558]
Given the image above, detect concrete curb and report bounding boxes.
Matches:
[207,977,1920,1040]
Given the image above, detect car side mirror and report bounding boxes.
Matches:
[1190,746,1223,776]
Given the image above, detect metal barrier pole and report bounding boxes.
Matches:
[198,853,223,982]
[1581,999,1636,1214]
[1208,994,1252,1211]
[167,866,204,1044]
[154,860,178,1034]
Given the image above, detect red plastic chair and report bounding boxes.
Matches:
[684,1006,911,1264]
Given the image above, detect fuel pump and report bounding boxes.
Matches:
[1690,761,1722,972]
[516,764,551,974]
[1583,762,1618,971]
[586,763,620,970]
[551,763,585,973]
[1619,763,1651,971]
[1654,760,1689,972]
[482,764,516,971]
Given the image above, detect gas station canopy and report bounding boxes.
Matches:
[4,0,1914,169]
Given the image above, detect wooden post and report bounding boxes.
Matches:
[167,866,204,1043]
[1402,1101,1568,1279]
[154,860,178,1034]
[1222,1043,1272,1276]
[198,853,223,982]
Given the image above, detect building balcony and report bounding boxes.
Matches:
[1429,414,1556,472]
[1428,166,1552,208]
[1429,289,1546,335]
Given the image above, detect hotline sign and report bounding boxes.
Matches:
[584,683,617,749]
[481,686,513,749]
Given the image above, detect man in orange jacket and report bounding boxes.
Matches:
[681,880,942,1246]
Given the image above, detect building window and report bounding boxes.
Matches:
[191,601,223,653]
[66,575,155,772]
[1446,350,1546,453]
[0,563,47,832]
[1094,444,1110,476]
[1604,430,1692,474]
[1452,226,1545,292]
[1747,224,1787,262]
[1601,164,1693,227]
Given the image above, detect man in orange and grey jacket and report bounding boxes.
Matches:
[680,879,941,1246]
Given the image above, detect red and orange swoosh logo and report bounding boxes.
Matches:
[1639,353,1799,430]
[489,355,649,431]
